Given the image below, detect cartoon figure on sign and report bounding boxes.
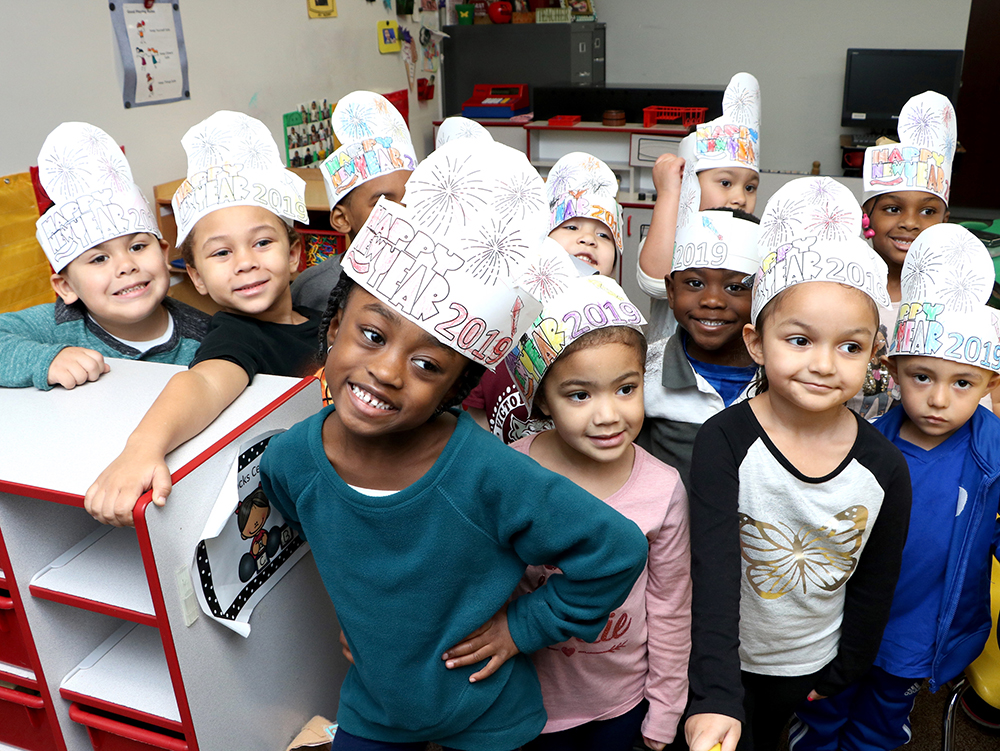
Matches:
[236,486,281,582]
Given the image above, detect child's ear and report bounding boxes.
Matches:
[534,389,551,418]
[287,233,303,273]
[185,262,209,297]
[664,273,676,309]
[885,357,900,384]
[986,371,1000,393]
[50,273,79,305]
[330,206,352,235]
[743,323,765,366]
[325,305,345,351]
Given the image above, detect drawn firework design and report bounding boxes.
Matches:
[79,125,113,156]
[805,203,854,241]
[42,145,92,202]
[583,169,616,197]
[494,172,544,220]
[96,152,132,194]
[723,81,759,125]
[187,124,230,172]
[677,183,699,228]
[407,152,491,235]
[803,178,837,206]
[231,114,259,145]
[389,118,410,145]
[900,250,942,300]
[465,216,527,286]
[759,198,804,248]
[939,233,981,265]
[518,253,572,301]
[337,101,375,142]
[899,101,942,149]
[232,133,274,172]
[545,162,578,201]
[940,269,988,313]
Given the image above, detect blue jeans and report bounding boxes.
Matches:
[522,699,648,751]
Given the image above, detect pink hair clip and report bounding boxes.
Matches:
[862,212,876,239]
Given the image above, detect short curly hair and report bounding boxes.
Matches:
[319,271,485,412]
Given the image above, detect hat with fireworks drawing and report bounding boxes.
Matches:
[862,91,957,206]
[35,122,160,272]
[751,176,890,324]
[694,72,761,175]
[172,111,308,247]
[545,151,623,255]
[435,116,493,150]
[320,91,418,210]
[504,273,646,413]
[672,133,761,275]
[343,138,573,370]
[888,224,1000,372]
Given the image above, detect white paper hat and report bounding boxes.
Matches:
[751,177,890,324]
[694,72,761,174]
[172,111,307,247]
[889,224,1000,372]
[545,151,623,253]
[320,91,418,210]
[673,133,761,275]
[505,274,647,412]
[342,139,557,370]
[35,123,161,272]
[862,91,957,206]
[435,117,493,150]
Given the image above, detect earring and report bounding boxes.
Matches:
[862,212,876,240]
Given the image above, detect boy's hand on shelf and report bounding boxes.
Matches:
[652,153,685,196]
[442,603,519,683]
[84,446,172,527]
[685,713,740,751]
[48,347,110,389]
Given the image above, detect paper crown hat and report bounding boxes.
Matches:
[889,224,1000,372]
[172,111,308,247]
[343,139,568,370]
[544,151,624,254]
[751,176,890,324]
[862,91,957,206]
[320,91,419,210]
[435,117,493,149]
[505,274,647,412]
[694,72,761,174]
[673,133,761,275]
[35,122,161,272]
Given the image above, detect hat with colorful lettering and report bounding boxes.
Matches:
[673,133,760,275]
[694,72,761,175]
[504,273,646,412]
[343,139,560,370]
[35,122,161,272]
[320,91,419,210]
[435,116,493,149]
[172,111,308,247]
[862,91,957,206]
[751,176,890,324]
[889,223,1000,372]
[545,151,623,254]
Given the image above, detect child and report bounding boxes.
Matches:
[260,140,649,750]
[84,111,318,527]
[638,134,762,488]
[0,122,209,390]
[790,224,1000,751]
[503,274,690,751]
[464,150,623,442]
[685,178,912,751]
[638,72,761,343]
[291,90,418,311]
[850,90,957,419]
[435,115,493,149]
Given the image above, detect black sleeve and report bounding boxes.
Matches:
[687,407,749,723]
[814,427,912,697]
[191,313,264,382]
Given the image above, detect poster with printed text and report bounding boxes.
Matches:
[110,1,189,108]
[191,430,310,637]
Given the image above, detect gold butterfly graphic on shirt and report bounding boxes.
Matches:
[738,505,868,600]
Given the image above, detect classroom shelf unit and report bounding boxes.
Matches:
[0,361,348,751]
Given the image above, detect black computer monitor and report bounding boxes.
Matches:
[841,48,963,131]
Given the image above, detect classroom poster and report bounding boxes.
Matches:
[191,430,309,637]
[110,1,189,108]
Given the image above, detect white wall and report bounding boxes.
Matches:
[598,1,971,177]
[0,2,440,201]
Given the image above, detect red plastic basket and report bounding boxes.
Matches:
[548,115,581,127]
[643,106,708,128]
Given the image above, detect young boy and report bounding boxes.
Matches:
[84,111,318,527]
[637,72,761,343]
[637,142,761,488]
[791,223,1000,751]
[0,122,209,390]
[463,150,623,442]
[290,90,418,311]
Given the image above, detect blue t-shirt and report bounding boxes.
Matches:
[877,421,980,677]
[683,334,757,407]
